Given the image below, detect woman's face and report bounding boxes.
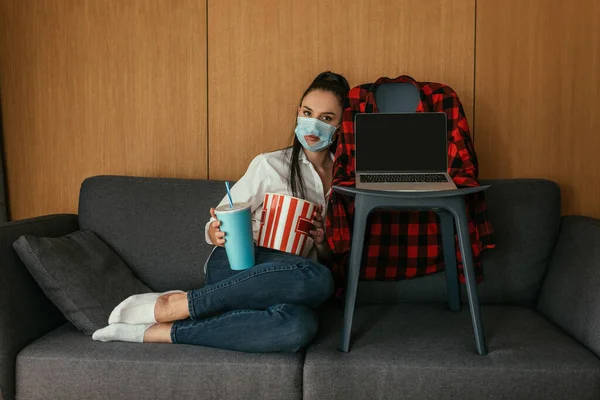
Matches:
[297,89,343,148]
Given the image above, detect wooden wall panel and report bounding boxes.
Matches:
[208,0,476,181]
[475,0,600,217]
[0,0,207,220]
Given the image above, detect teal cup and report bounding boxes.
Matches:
[214,202,255,270]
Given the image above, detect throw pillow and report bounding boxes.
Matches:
[13,230,150,335]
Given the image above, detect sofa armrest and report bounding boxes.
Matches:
[537,215,600,357]
[0,214,78,400]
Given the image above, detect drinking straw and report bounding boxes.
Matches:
[225,181,234,208]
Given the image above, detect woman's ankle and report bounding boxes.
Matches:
[143,323,174,343]
[154,293,190,322]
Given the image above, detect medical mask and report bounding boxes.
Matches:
[294,117,337,152]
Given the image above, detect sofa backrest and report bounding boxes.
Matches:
[357,179,561,307]
[78,176,226,291]
[537,216,600,356]
[78,176,561,305]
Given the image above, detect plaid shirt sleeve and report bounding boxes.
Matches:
[331,84,366,191]
[432,85,479,185]
[431,85,494,250]
[324,86,366,283]
[326,78,494,287]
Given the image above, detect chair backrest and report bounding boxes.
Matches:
[374,82,420,112]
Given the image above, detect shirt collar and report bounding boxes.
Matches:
[299,150,335,165]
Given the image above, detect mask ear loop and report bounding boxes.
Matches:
[332,124,341,143]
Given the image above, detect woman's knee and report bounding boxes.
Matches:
[269,304,318,352]
[251,256,334,306]
[298,261,334,307]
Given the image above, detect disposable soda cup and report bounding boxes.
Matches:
[215,202,255,270]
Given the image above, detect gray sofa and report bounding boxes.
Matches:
[1,176,599,399]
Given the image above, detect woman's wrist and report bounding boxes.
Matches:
[315,242,332,263]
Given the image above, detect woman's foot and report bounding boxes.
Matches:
[93,323,174,343]
[92,323,153,343]
[108,290,186,324]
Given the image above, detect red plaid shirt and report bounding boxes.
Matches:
[325,75,494,286]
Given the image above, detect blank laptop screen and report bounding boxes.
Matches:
[355,113,448,173]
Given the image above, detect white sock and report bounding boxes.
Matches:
[92,323,153,343]
[108,290,184,325]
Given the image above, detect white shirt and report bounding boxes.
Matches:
[205,148,333,262]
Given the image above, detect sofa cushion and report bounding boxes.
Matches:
[17,323,303,400]
[356,179,561,306]
[537,216,600,357]
[304,303,600,400]
[13,230,150,335]
[78,176,227,291]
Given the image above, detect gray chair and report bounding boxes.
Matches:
[338,82,487,355]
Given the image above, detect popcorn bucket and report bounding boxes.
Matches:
[257,193,317,256]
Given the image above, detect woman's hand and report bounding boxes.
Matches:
[310,204,332,263]
[310,205,331,264]
[309,204,326,246]
[208,208,226,247]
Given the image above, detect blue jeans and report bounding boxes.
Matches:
[170,246,334,352]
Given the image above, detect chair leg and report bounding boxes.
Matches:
[450,200,488,355]
[340,195,369,352]
[439,210,460,312]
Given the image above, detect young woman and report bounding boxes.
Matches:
[93,71,350,352]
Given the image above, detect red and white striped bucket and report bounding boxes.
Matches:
[257,193,317,256]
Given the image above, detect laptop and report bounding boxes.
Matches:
[355,112,457,191]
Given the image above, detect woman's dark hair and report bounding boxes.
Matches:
[288,71,350,199]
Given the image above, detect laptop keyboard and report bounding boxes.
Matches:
[360,174,448,183]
